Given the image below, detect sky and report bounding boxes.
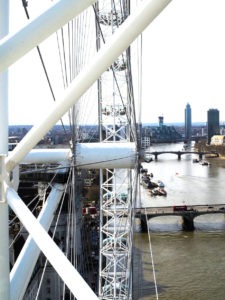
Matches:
[6,0,225,125]
[142,0,225,124]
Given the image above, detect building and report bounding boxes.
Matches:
[207,109,220,144]
[210,135,225,145]
[158,115,164,128]
[184,103,192,141]
[148,116,183,143]
[141,136,151,148]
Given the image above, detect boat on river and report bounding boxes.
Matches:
[153,179,165,188]
[200,160,210,166]
[141,176,162,189]
[193,158,210,166]
[193,158,200,163]
[150,187,167,196]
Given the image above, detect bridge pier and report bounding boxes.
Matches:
[182,214,195,231]
[140,216,148,232]
[139,213,195,232]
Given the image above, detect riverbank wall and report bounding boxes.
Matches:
[195,141,225,166]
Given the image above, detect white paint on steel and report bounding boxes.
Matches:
[0,1,10,299]
[5,0,172,173]
[0,1,8,155]
[7,186,99,300]
[19,145,135,168]
[0,0,97,72]
[10,184,65,300]
[21,149,72,164]
[76,142,136,169]
[0,193,10,300]
[1,1,173,298]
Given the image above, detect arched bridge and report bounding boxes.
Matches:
[146,150,219,160]
[138,204,225,231]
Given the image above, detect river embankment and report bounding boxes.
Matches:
[195,140,225,168]
[207,156,225,168]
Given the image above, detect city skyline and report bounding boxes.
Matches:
[6,0,225,125]
[141,0,225,125]
[207,108,220,144]
[185,103,192,140]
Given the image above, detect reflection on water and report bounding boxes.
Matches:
[147,214,225,232]
[134,142,225,299]
[141,142,225,206]
[148,216,183,232]
[194,214,225,231]
[134,231,225,300]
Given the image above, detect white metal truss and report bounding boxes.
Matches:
[96,1,136,299]
[0,0,172,299]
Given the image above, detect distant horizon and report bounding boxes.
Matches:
[8,1,225,126]
[8,121,210,127]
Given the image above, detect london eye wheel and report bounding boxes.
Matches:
[0,0,171,299]
[95,1,138,299]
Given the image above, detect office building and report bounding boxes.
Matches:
[158,115,164,127]
[185,103,192,141]
[207,108,220,144]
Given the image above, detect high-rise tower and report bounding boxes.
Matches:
[207,108,220,144]
[185,103,192,141]
[158,115,164,127]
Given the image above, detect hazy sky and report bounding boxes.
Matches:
[142,0,225,124]
[7,0,225,125]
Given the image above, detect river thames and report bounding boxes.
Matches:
[133,142,225,300]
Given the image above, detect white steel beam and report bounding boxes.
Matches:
[19,145,135,168]
[0,1,10,299]
[5,0,172,173]
[10,184,65,300]
[0,0,96,72]
[76,142,136,169]
[7,185,99,300]
[0,169,10,300]
[0,2,8,154]
[21,149,72,164]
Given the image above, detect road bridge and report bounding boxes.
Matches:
[137,204,225,231]
[145,150,219,160]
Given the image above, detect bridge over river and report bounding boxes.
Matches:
[145,150,219,160]
[137,204,225,231]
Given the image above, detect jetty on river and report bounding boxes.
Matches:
[137,204,225,231]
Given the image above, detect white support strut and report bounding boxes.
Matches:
[0,0,97,72]
[0,1,10,299]
[20,145,135,169]
[21,149,72,165]
[10,184,65,300]
[7,185,99,300]
[5,0,172,173]
[0,0,173,298]
[75,142,136,169]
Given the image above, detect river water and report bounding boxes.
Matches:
[133,142,225,300]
